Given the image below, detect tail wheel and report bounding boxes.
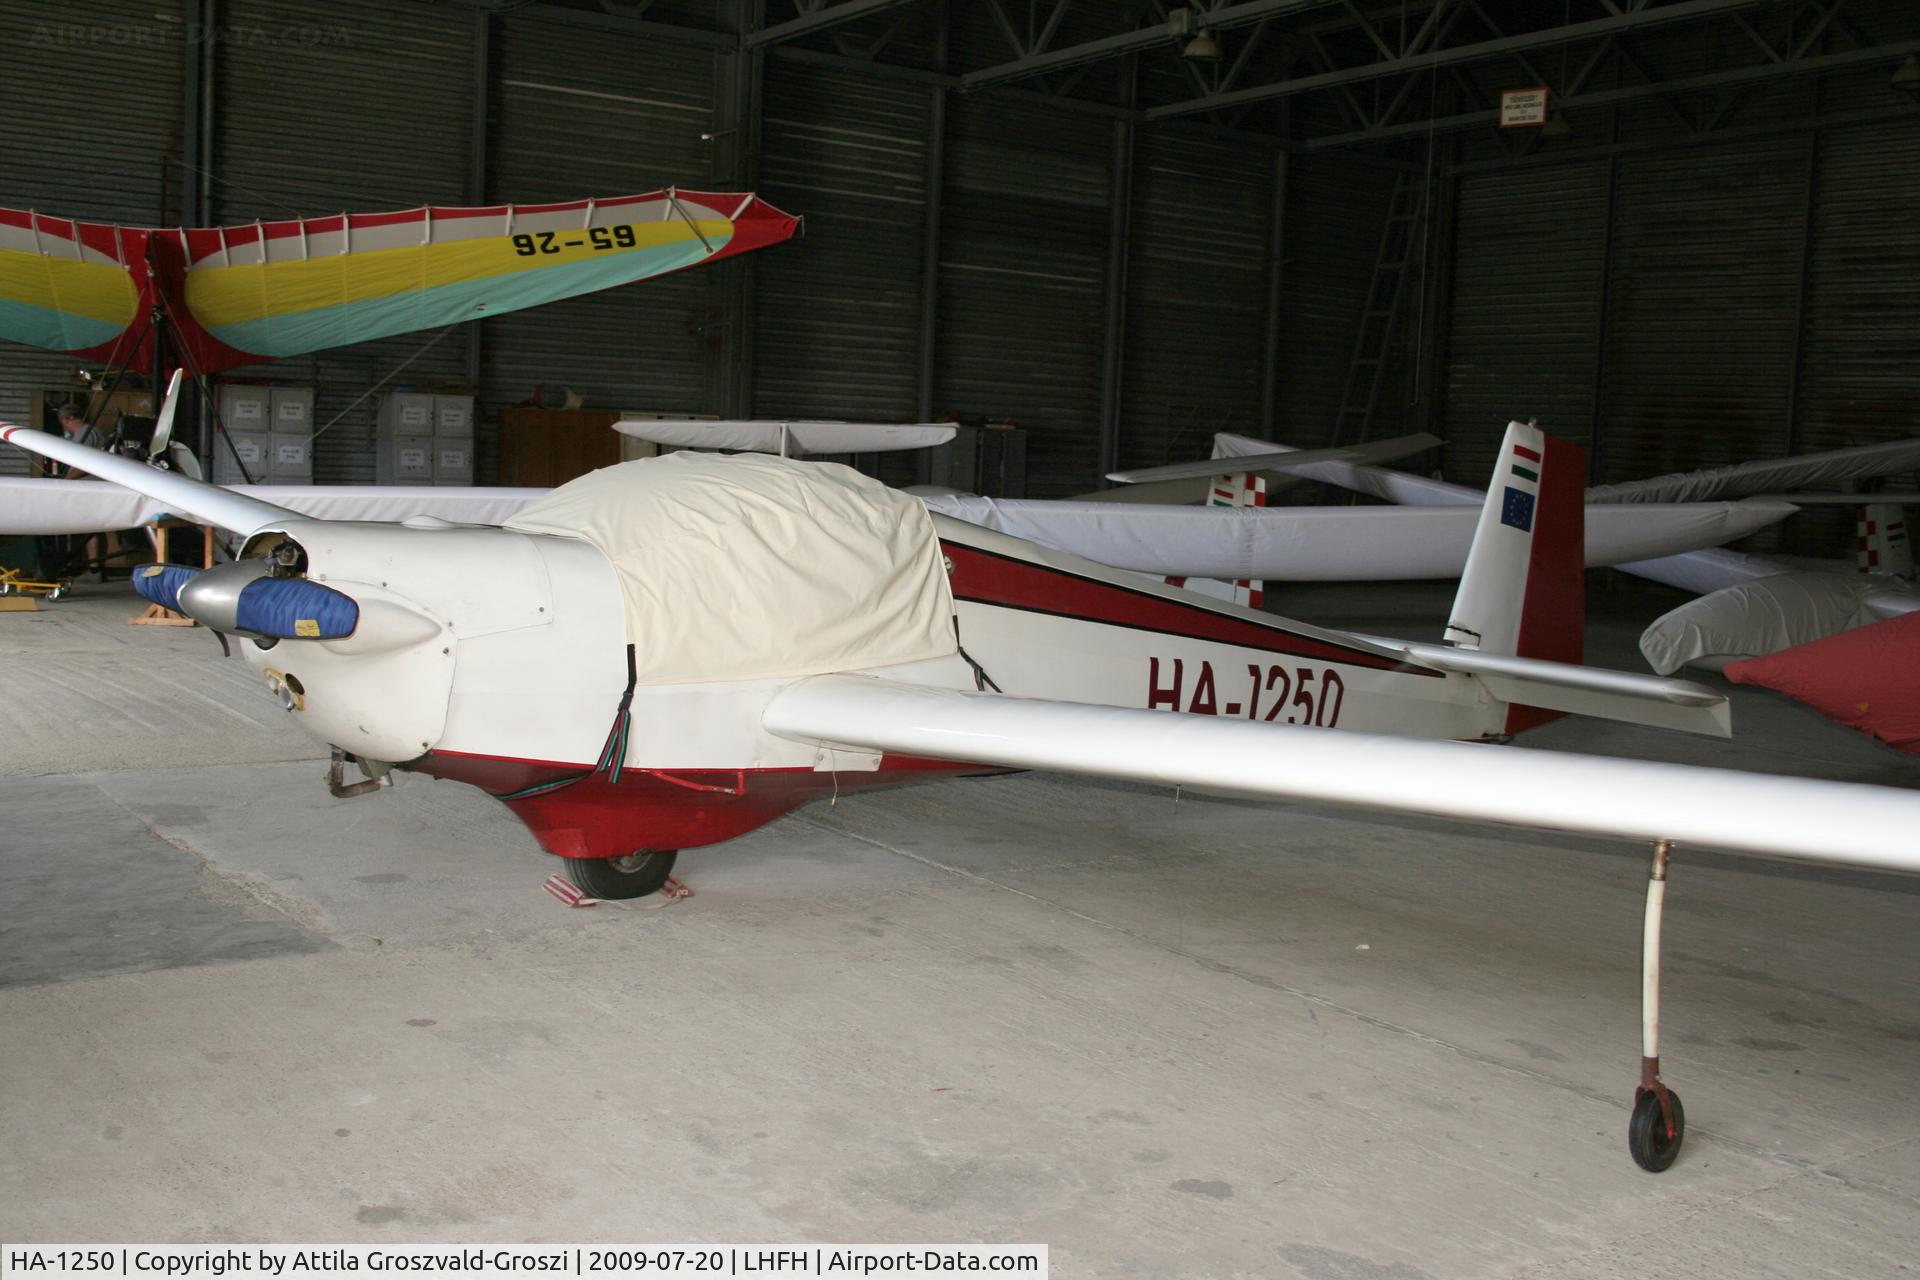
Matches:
[563,850,678,900]
[1628,1087,1685,1173]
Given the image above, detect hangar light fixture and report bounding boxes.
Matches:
[1183,29,1222,60]
[1541,111,1573,139]
[1168,8,1222,61]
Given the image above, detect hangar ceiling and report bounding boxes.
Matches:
[498,0,1920,156]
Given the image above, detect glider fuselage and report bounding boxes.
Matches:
[246,514,1500,862]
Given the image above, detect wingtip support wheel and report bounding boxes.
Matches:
[1629,1083,1685,1173]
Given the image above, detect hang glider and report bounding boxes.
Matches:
[10,408,1920,1177]
[0,190,799,374]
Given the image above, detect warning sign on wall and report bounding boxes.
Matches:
[1499,86,1550,127]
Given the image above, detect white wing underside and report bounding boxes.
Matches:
[764,676,1920,875]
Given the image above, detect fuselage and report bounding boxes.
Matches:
[239,513,1502,861]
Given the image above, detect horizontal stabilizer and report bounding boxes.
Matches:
[616,419,956,456]
[765,676,1920,872]
[1375,639,1731,737]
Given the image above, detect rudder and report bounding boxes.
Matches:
[1444,420,1586,732]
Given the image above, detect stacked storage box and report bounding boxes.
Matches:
[213,385,313,486]
[377,393,474,486]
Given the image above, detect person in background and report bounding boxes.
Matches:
[54,402,115,580]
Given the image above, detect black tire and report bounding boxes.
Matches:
[1628,1087,1685,1173]
[563,850,678,900]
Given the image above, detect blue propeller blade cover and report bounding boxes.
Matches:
[133,563,200,612]
[235,577,359,640]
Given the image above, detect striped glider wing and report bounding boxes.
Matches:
[0,191,800,374]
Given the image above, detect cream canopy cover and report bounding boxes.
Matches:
[505,452,957,685]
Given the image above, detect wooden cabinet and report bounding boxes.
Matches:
[497,408,622,488]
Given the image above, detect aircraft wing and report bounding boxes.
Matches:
[763,675,1920,874]
[1212,431,1476,505]
[919,495,1795,581]
[1,426,301,537]
[0,192,799,373]
[1586,437,1920,504]
[615,419,955,455]
[1103,432,1442,486]
[1211,431,1837,596]
[0,475,549,536]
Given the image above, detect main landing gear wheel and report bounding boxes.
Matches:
[563,850,678,900]
[1629,1087,1685,1173]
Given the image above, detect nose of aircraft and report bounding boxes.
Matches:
[146,559,361,642]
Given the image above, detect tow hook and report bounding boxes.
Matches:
[327,747,393,799]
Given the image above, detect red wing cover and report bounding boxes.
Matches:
[1724,612,1920,754]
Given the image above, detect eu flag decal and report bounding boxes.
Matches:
[1500,486,1536,532]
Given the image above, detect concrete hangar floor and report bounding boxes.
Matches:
[1,580,1916,1277]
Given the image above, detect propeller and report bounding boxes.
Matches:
[150,369,185,457]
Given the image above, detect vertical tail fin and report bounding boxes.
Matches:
[1446,421,1586,732]
[1163,471,1268,609]
[1857,502,1913,577]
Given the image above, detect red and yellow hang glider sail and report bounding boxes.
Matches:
[0,190,799,374]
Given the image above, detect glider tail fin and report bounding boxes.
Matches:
[1446,421,1586,733]
[1163,471,1268,609]
[1857,502,1913,577]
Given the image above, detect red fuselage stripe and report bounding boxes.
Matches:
[941,541,1438,676]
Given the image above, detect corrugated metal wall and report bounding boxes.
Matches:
[1440,52,1920,507]
[1442,162,1609,487]
[1117,131,1273,472]
[481,13,718,466]
[1269,154,1398,450]
[0,0,183,474]
[754,58,930,423]
[212,0,473,484]
[934,95,1111,497]
[1796,120,1920,455]
[1597,139,1807,485]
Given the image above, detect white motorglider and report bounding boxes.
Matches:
[5,411,1919,1176]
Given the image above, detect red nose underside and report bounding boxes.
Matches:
[412,751,1003,859]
